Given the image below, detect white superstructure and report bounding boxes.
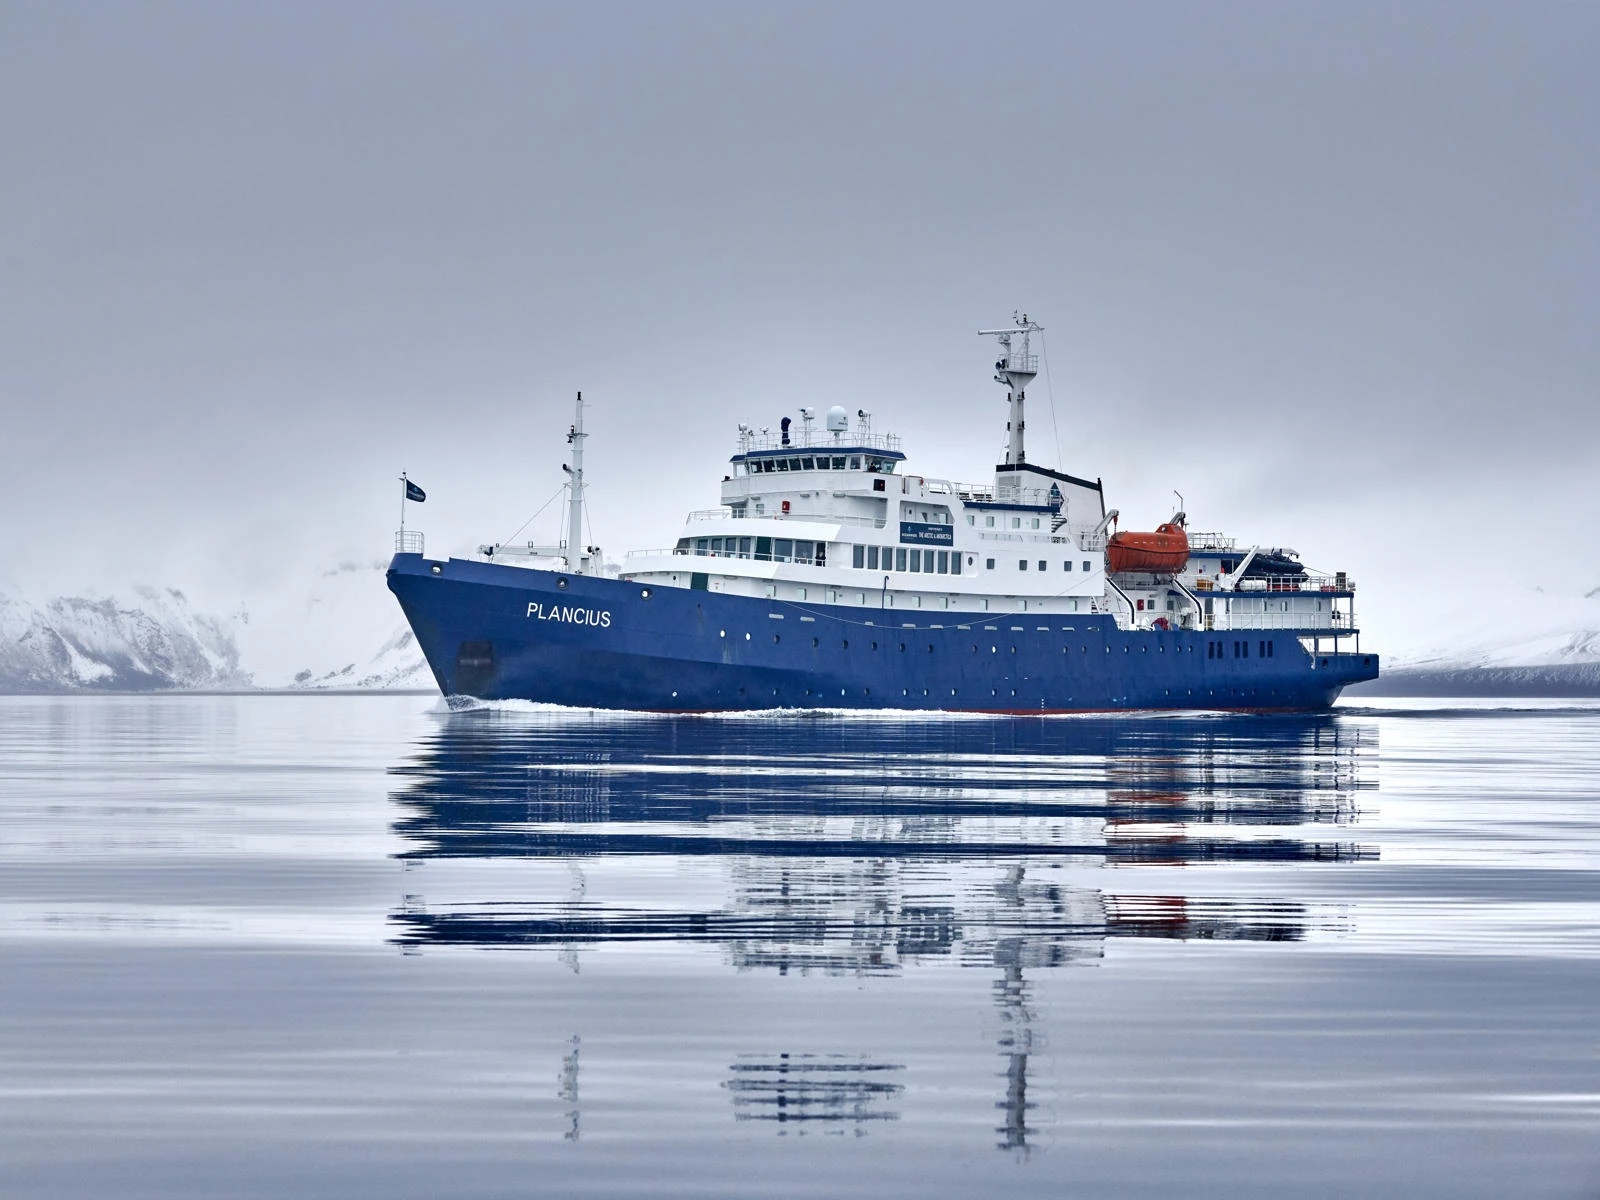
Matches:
[485,320,1360,642]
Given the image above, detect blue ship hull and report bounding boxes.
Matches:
[388,553,1378,712]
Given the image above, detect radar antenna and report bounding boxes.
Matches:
[978,312,1042,466]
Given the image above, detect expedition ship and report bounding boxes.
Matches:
[387,316,1378,710]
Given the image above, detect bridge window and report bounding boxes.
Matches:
[832,456,846,469]
[850,456,862,469]
[774,538,793,562]
[853,544,865,569]
[909,550,922,573]
[896,548,908,571]
[937,551,949,574]
[867,545,879,570]
[952,555,962,576]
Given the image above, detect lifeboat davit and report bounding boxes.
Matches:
[1107,521,1190,576]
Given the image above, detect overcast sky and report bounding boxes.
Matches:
[2,1,1596,647]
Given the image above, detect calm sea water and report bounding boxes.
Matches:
[2,695,1598,1199]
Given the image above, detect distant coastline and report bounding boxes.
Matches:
[1347,662,1600,698]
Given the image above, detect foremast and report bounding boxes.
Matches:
[565,392,588,574]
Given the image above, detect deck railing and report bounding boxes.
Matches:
[395,530,424,555]
[1200,610,1355,632]
[1228,572,1354,593]
[685,509,888,529]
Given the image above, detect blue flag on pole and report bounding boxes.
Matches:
[405,480,426,503]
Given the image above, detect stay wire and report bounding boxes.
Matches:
[496,484,568,552]
[1039,330,1065,470]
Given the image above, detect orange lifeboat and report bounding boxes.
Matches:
[1107,521,1190,575]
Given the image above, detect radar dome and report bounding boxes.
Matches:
[826,405,849,432]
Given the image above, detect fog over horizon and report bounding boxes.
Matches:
[3,1,1597,656]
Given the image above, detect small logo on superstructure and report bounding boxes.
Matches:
[527,602,612,627]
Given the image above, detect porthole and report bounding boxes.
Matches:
[773,634,781,644]
[899,643,906,652]
[871,641,878,650]
[745,632,751,640]
[557,577,568,590]
[842,640,849,649]
[812,637,819,648]
[719,630,726,638]
[640,587,652,598]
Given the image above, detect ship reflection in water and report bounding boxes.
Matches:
[388,711,1370,1149]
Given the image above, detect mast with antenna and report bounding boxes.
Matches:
[564,392,587,574]
[978,313,1043,466]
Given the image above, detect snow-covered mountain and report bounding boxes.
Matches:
[0,562,430,693]
[231,559,431,690]
[1351,582,1600,695]
[0,584,248,692]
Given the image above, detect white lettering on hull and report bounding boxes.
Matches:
[526,601,612,627]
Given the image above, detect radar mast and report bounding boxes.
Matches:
[978,312,1042,466]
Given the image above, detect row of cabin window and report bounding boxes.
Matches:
[850,545,963,574]
[688,536,825,565]
[985,557,1097,573]
[740,455,898,475]
[1206,640,1278,659]
[967,513,1045,529]
[847,548,1098,574]
[757,585,1083,612]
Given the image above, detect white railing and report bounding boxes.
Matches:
[687,509,887,529]
[624,545,828,566]
[1189,532,1237,551]
[1230,572,1354,593]
[1200,611,1356,632]
[737,429,904,454]
[395,530,424,554]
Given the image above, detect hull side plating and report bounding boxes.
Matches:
[388,554,1378,712]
